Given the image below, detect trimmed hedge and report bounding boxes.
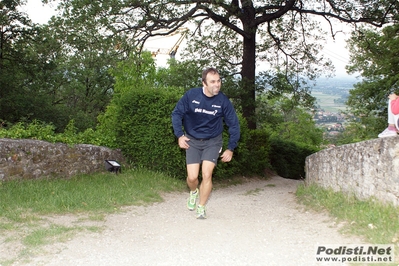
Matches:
[269,138,318,179]
[0,88,316,180]
[113,87,185,178]
[111,86,272,179]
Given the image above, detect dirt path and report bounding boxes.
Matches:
[12,175,366,266]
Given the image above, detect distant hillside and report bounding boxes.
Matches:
[311,77,357,112]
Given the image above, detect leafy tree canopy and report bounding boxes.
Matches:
[1,0,135,131]
[345,24,399,137]
[54,0,399,128]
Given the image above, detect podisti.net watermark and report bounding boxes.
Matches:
[315,244,395,264]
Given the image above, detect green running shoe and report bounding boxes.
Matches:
[187,188,198,211]
[196,205,206,219]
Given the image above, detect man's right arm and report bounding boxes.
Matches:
[178,135,190,149]
[171,94,187,138]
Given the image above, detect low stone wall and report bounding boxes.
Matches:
[0,138,125,180]
[305,137,399,206]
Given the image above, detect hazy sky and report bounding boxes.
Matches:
[21,0,354,78]
[20,0,56,24]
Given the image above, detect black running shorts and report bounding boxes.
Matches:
[185,134,223,165]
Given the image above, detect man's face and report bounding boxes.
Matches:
[203,72,221,97]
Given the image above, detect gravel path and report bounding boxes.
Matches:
[12,175,366,266]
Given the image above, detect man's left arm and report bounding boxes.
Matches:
[221,100,240,162]
[220,149,234,162]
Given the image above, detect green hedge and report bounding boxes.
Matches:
[0,88,317,181]
[111,86,272,179]
[215,128,271,178]
[112,87,185,178]
[104,55,321,179]
[269,138,318,179]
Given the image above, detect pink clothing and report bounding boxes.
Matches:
[391,98,399,114]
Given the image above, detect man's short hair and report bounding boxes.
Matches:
[202,67,219,84]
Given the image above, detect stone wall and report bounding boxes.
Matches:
[305,137,399,206]
[0,138,125,180]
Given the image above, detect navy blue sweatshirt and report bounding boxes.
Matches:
[171,87,240,151]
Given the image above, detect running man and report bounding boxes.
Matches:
[171,67,240,219]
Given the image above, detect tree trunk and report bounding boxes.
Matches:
[241,29,257,129]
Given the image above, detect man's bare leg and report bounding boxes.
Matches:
[186,163,200,191]
[186,163,200,211]
[198,160,215,206]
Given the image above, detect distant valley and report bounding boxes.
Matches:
[311,77,358,142]
[311,77,357,113]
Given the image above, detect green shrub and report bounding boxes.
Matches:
[0,120,112,147]
[244,129,271,175]
[0,104,271,180]
[213,114,249,179]
[0,120,57,142]
[269,138,318,179]
[214,126,271,179]
[0,105,313,181]
[111,86,186,178]
[108,86,268,180]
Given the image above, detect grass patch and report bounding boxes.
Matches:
[296,183,399,246]
[0,168,186,264]
[0,221,16,231]
[212,176,246,189]
[23,224,80,247]
[213,176,270,190]
[244,188,263,196]
[0,168,186,221]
